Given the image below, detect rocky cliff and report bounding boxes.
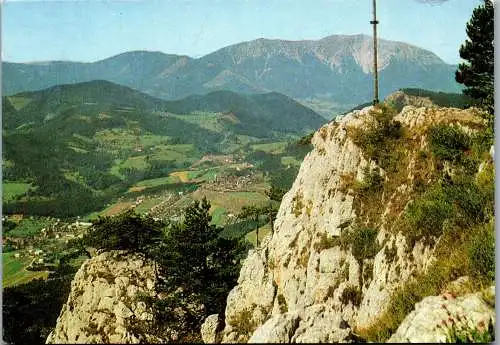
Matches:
[203,102,495,343]
[46,100,494,344]
[46,251,168,344]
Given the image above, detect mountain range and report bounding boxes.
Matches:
[3,80,324,136]
[3,34,461,117]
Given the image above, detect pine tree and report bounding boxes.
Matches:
[455,0,494,119]
[83,210,163,254]
[150,198,247,339]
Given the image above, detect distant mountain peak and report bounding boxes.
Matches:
[3,35,459,115]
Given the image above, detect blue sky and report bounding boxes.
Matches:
[2,0,481,64]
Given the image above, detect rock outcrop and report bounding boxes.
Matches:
[385,90,436,110]
[201,314,222,343]
[389,286,495,343]
[209,103,491,343]
[46,251,167,344]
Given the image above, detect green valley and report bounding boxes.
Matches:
[2,80,320,290]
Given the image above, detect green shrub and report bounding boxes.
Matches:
[349,227,379,263]
[140,198,249,341]
[350,103,403,171]
[360,167,383,193]
[358,258,452,342]
[447,178,492,226]
[313,232,339,251]
[404,185,453,243]
[400,88,472,109]
[233,305,260,337]
[2,219,18,233]
[297,131,314,146]
[340,285,362,307]
[384,243,398,263]
[362,261,374,285]
[277,293,288,313]
[428,125,471,163]
[316,226,379,263]
[468,222,495,281]
[292,191,305,217]
[476,161,495,195]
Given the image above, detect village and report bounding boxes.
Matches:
[3,215,92,273]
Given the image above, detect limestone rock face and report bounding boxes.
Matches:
[212,104,488,343]
[46,251,167,344]
[201,314,221,343]
[388,287,495,343]
[248,312,299,343]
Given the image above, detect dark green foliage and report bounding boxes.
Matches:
[455,0,494,117]
[266,185,286,202]
[3,192,114,218]
[349,227,379,263]
[238,203,279,246]
[297,131,315,145]
[77,199,247,341]
[83,210,164,254]
[428,125,472,163]
[3,239,17,252]
[405,184,454,243]
[340,285,362,307]
[277,294,288,313]
[362,261,374,285]
[446,177,492,226]
[3,218,18,232]
[269,167,300,191]
[284,136,314,158]
[321,226,379,263]
[2,124,123,217]
[405,164,493,244]
[3,265,78,344]
[384,243,398,263]
[247,150,281,171]
[247,149,302,191]
[165,91,326,137]
[150,198,247,337]
[313,232,338,251]
[468,223,495,281]
[399,88,471,109]
[360,167,383,193]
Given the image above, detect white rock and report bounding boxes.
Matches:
[224,250,276,331]
[201,314,220,343]
[249,312,300,343]
[46,250,168,344]
[97,296,114,311]
[114,301,133,319]
[388,288,495,343]
[126,284,139,298]
[291,304,351,343]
